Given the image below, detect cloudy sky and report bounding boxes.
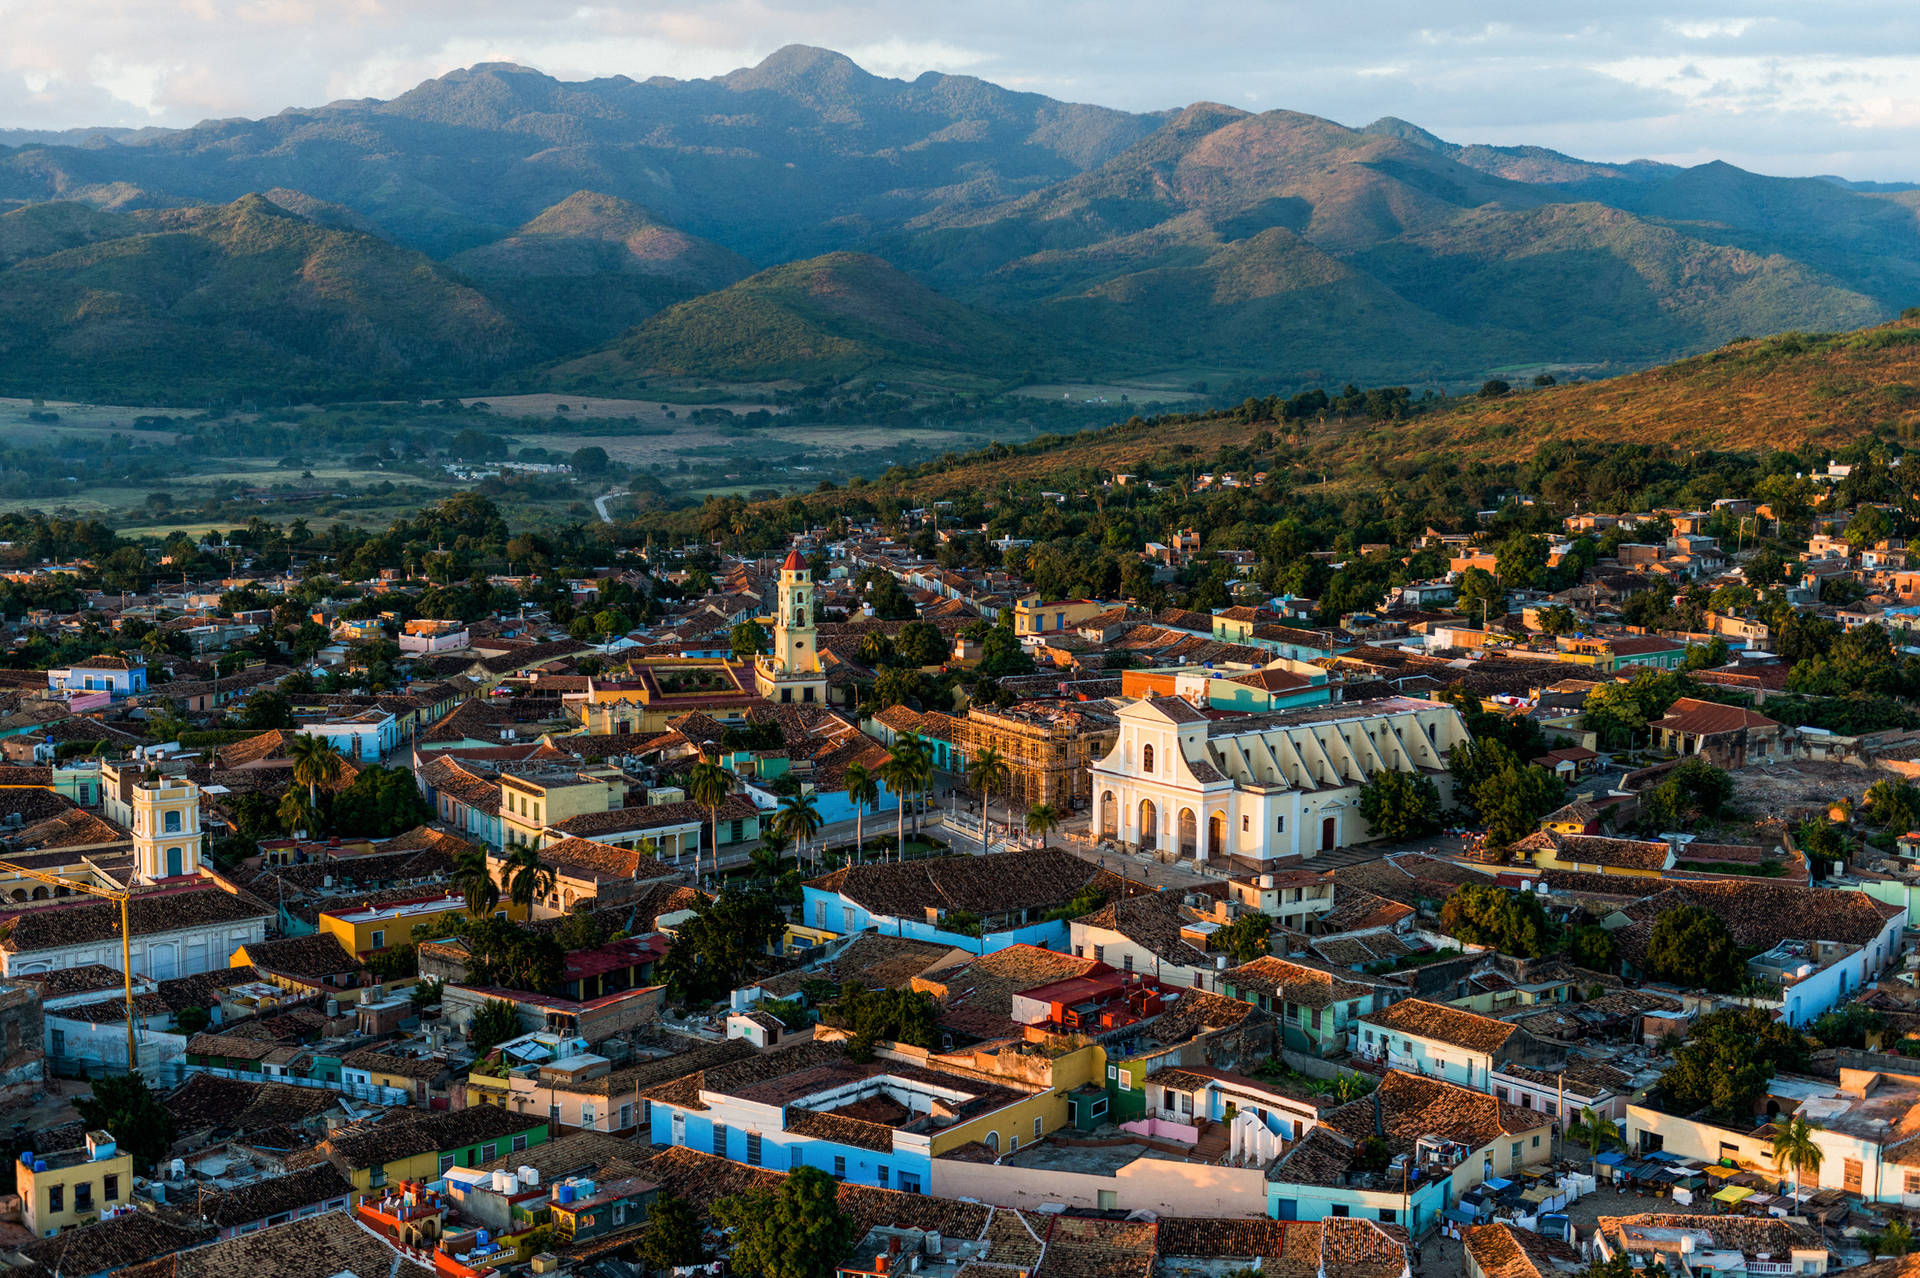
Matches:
[4,1,1920,180]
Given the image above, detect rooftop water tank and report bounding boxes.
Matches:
[556,1184,575,1205]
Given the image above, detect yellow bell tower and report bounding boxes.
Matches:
[131,775,203,883]
[755,549,828,705]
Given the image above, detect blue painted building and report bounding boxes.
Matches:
[799,848,1102,954]
[48,654,148,699]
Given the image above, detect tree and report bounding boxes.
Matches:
[174,1004,212,1035]
[1642,757,1735,828]
[686,760,732,885]
[288,733,345,814]
[239,691,293,730]
[504,844,555,913]
[463,918,566,992]
[1771,1114,1824,1196]
[731,619,769,659]
[1478,378,1512,398]
[75,1072,176,1173]
[1026,803,1060,849]
[966,746,1010,854]
[773,790,824,871]
[453,847,501,919]
[895,620,946,667]
[469,998,522,1057]
[1455,566,1505,624]
[1476,763,1563,847]
[842,762,879,859]
[1496,532,1549,589]
[277,787,322,838]
[656,891,784,1005]
[1534,604,1578,637]
[330,765,435,838]
[1660,1007,1810,1124]
[1644,905,1743,992]
[825,986,941,1052]
[569,445,611,475]
[1566,1105,1622,1170]
[636,1194,706,1272]
[713,1166,856,1278]
[878,737,928,861]
[978,627,1033,679]
[1567,925,1617,973]
[1217,912,1273,965]
[1357,769,1442,841]
[1439,882,1553,957]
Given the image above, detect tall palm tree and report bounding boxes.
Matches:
[843,762,879,862]
[897,735,932,845]
[504,843,554,914]
[287,733,346,856]
[1771,1114,1824,1198]
[773,791,824,872]
[749,831,792,882]
[685,759,731,886]
[1026,803,1060,850]
[878,740,923,863]
[1565,1105,1622,1174]
[453,847,501,919]
[966,747,1009,855]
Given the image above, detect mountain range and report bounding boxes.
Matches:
[2,46,1918,401]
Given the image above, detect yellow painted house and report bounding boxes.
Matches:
[1509,830,1672,878]
[316,1106,551,1203]
[317,893,524,959]
[18,1132,132,1237]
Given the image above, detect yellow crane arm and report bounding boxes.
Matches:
[0,860,136,1070]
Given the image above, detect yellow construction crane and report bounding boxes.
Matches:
[0,861,137,1067]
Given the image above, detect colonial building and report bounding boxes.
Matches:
[753,550,827,706]
[950,700,1121,813]
[1089,696,1470,863]
[130,774,203,883]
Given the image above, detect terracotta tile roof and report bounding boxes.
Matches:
[1542,834,1672,872]
[9,807,129,850]
[318,1105,546,1170]
[1650,697,1781,737]
[1140,695,1209,724]
[1465,1224,1583,1278]
[474,1129,638,1178]
[914,944,1106,1039]
[1076,892,1210,970]
[194,1162,355,1228]
[807,848,1109,922]
[237,932,358,979]
[0,765,53,786]
[1597,1213,1822,1262]
[785,1107,895,1152]
[1320,1218,1415,1278]
[1362,999,1520,1053]
[1036,1216,1157,1278]
[0,786,79,825]
[1612,879,1900,968]
[9,962,125,996]
[535,835,684,882]
[1327,1069,1545,1147]
[1317,883,1415,932]
[164,1072,343,1135]
[16,1208,214,1276]
[129,1209,433,1278]
[548,794,756,840]
[1,884,269,954]
[640,1039,848,1112]
[1223,956,1379,1009]
[213,729,303,768]
[754,933,962,1000]
[418,754,501,812]
[342,1046,448,1080]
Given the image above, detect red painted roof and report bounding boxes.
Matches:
[782,549,806,571]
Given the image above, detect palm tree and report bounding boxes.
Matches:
[894,735,932,844]
[1565,1105,1622,1173]
[504,843,554,914]
[685,759,731,886]
[877,741,922,863]
[1882,1221,1913,1257]
[843,762,879,862]
[773,791,824,872]
[287,734,345,848]
[1026,803,1060,850]
[276,787,320,839]
[453,847,501,919]
[966,747,1009,855]
[1771,1114,1824,1198]
[749,832,791,883]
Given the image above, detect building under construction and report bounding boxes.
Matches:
[952,700,1121,813]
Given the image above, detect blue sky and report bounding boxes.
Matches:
[4,1,1919,180]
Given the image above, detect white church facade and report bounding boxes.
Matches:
[1088,695,1471,864]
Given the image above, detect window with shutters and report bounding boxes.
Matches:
[746,1132,762,1166]
[832,1155,846,1179]
[1846,1158,1863,1194]
[712,1124,729,1157]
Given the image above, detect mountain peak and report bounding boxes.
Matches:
[1362,116,1449,151]
[724,45,876,93]
[519,190,664,239]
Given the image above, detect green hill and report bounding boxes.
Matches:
[549,251,1047,388]
[446,192,753,353]
[0,194,529,402]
